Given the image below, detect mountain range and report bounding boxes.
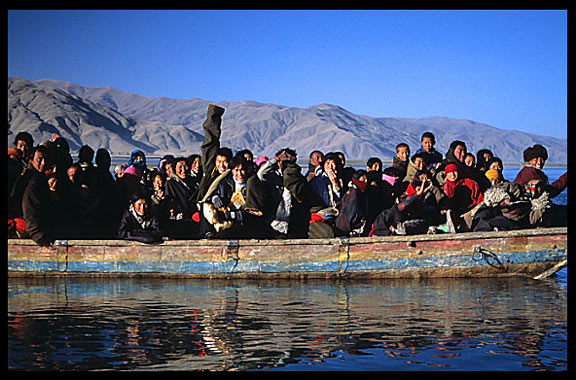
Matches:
[7,77,567,163]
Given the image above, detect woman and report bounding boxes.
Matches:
[334,170,369,237]
[309,153,344,208]
[439,163,484,231]
[117,193,163,244]
[163,157,198,239]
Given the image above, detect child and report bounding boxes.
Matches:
[117,193,163,244]
[392,143,410,178]
[415,132,443,174]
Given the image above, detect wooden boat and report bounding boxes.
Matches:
[8,227,567,280]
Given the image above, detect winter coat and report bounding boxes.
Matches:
[117,207,163,244]
[513,165,567,198]
[334,181,369,236]
[21,170,53,246]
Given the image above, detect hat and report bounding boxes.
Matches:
[254,155,268,166]
[444,163,459,174]
[123,166,143,179]
[523,144,548,162]
[485,169,500,181]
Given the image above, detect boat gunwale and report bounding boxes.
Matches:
[7,226,568,248]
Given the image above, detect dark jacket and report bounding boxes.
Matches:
[117,208,163,244]
[196,104,226,202]
[334,183,369,236]
[21,170,53,246]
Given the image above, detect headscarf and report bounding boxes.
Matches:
[442,164,460,198]
[128,149,147,168]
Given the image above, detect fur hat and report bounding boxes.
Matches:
[523,144,548,162]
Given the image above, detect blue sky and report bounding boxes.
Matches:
[8,9,567,139]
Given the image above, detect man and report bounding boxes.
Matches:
[21,146,56,246]
[514,144,567,199]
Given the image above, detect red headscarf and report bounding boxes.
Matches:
[442,163,460,198]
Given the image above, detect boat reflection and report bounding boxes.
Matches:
[8,277,567,371]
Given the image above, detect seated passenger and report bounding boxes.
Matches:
[309,152,344,209]
[334,170,370,237]
[439,163,484,231]
[117,193,163,244]
[514,144,567,199]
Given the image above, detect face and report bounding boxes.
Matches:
[417,172,429,182]
[453,145,467,163]
[396,146,410,161]
[489,161,503,171]
[528,157,545,170]
[15,140,30,158]
[367,161,381,172]
[310,152,323,166]
[174,161,187,179]
[31,150,46,173]
[464,155,475,167]
[190,157,201,173]
[413,157,425,170]
[445,170,459,182]
[357,174,367,183]
[420,137,434,152]
[133,198,148,216]
[323,159,337,175]
[215,155,229,174]
[232,164,246,182]
[164,162,174,177]
[152,175,163,191]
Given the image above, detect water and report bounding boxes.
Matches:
[7,276,567,371]
[8,165,567,371]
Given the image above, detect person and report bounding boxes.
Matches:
[464,153,476,168]
[366,157,382,173]
[415,131,443,174]
[163,156,199,239]
[158,154,176,179]
[334,170,370,236]
[475,149,494,172]
[402,153,426,185]
[471,169,528,232]
[392,143,410,178]
[200,155,256,239]
[370,172,442,236]
[335,151,355,187]
[439,163,484,231]
[486,157,504,172]
[309,152,344,209]
[94,148,119,221]
[20,146,66,246]
[305,150,324,182]
[13,131,34,165]
[435,140,490,192]
[514,144,567,199]
[67,168,110,239]
[117,192,163,244]
[195,103,228,202]
[186,153,203,197]
[127,149,152,189]
[115,165,146,212]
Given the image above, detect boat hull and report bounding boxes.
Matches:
[8,227,567,280]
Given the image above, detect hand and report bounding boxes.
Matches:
[212,195,224,209]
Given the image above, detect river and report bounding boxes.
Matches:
[8,166,567,371]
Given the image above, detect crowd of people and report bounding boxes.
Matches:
[8,104,568,247]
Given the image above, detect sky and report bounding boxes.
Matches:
[8,9,567,139]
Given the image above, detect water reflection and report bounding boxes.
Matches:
[8,277,566,371]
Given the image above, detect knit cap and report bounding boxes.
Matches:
[485,169,500,181]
